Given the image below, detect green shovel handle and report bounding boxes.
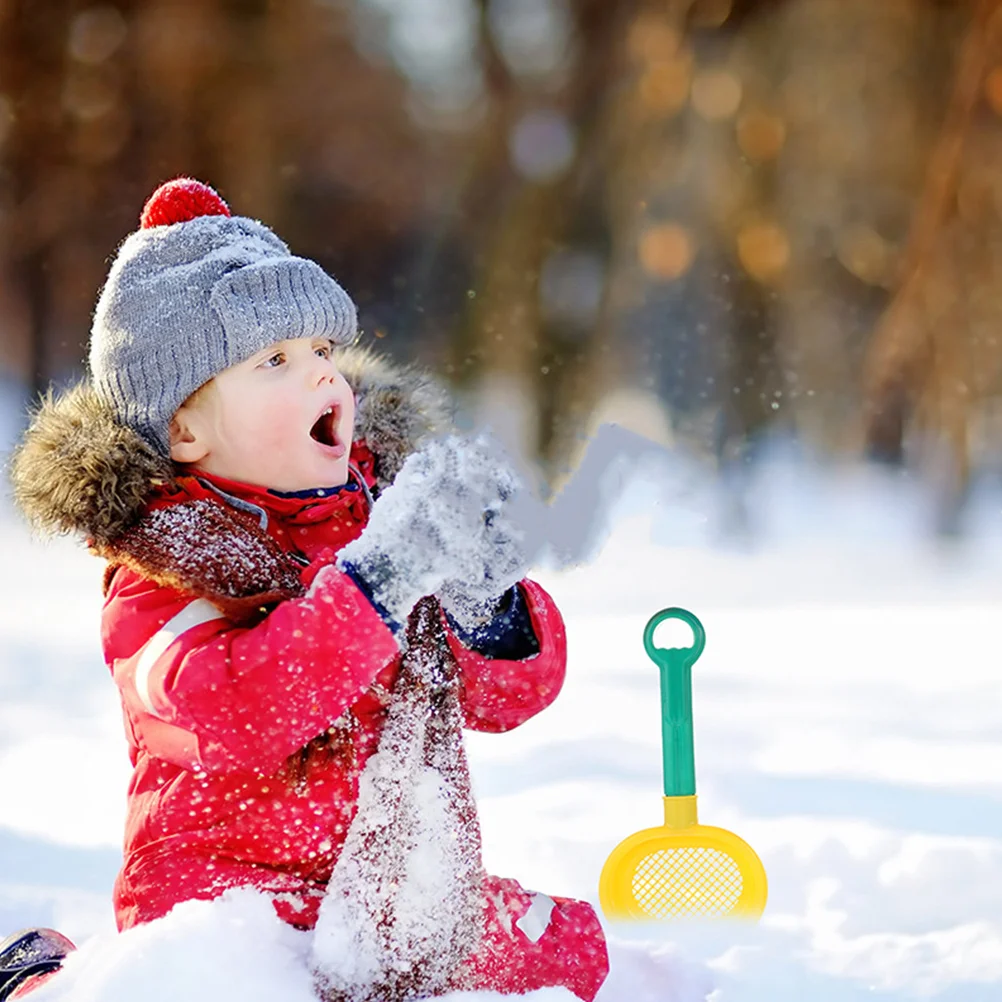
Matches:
[643,608,705,798]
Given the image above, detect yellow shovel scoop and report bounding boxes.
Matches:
[599,607,767,921]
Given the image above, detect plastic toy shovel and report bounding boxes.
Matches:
[599,608,767,921]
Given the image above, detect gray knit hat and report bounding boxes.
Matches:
[89,178,357,456]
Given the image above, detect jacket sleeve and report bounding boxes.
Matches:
[444,578,567,734]
[104,565,399,776]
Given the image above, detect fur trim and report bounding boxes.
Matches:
[336,345,453,494]
[10,346,453,543]
[10,383,172,546]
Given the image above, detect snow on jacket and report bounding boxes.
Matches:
[102,462,566,930]
[11,346,608,1001]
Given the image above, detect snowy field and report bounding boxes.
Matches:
[3,428,1002,1001]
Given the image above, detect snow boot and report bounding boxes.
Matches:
[0,928,75,1000]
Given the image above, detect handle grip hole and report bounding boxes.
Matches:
[652,618,697,651]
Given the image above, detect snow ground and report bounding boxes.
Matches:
[2,432,1002,1001]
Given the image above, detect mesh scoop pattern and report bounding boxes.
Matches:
[631,847,743,917]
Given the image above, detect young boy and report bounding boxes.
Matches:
[9,179,609,1000]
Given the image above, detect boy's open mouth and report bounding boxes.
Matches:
[309,405,346,457]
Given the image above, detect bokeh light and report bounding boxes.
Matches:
[488,0,573,82]
[736,222,789,283]
[627,17,681,65]
[68,6,128,65]
[691,69,743,121]
[639,224,696,281]
[509,109,575,181]
[639,56,693,116]
[836,225,892,286]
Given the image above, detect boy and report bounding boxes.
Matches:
[9,179,608,1000]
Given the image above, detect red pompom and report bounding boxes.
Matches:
[140,178,231,229]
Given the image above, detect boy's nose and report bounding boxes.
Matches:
[307,359,335,387]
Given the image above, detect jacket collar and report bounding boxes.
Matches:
[150,440,377,528]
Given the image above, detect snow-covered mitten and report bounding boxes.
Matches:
[337,434,525,632]
[433,438,546,632]
[311,598,484,1002]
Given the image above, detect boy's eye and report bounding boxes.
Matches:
[314,342,332,359]
[261,352,285,368]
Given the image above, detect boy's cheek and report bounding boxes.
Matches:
[227,416,292,466]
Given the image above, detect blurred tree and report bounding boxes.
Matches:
[449,0,639,479]
[769,0,957,452]
[0,0,998,509]
[863,0,1002,511]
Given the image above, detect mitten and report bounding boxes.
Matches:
[435,437,547,632]
[337,434,521,632]
[434,503,529,631]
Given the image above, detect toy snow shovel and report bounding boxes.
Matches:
[599,608,767,921]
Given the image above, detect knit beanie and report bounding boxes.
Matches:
[89,178,358,456]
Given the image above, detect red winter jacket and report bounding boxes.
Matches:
[102,450,568,933]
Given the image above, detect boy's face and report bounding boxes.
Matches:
[169,337,356,492]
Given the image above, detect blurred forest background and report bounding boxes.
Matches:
[2,0,1002,517]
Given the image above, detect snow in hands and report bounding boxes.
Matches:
[338,434,534,632]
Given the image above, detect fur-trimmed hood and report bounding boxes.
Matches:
[9,345,452,547]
